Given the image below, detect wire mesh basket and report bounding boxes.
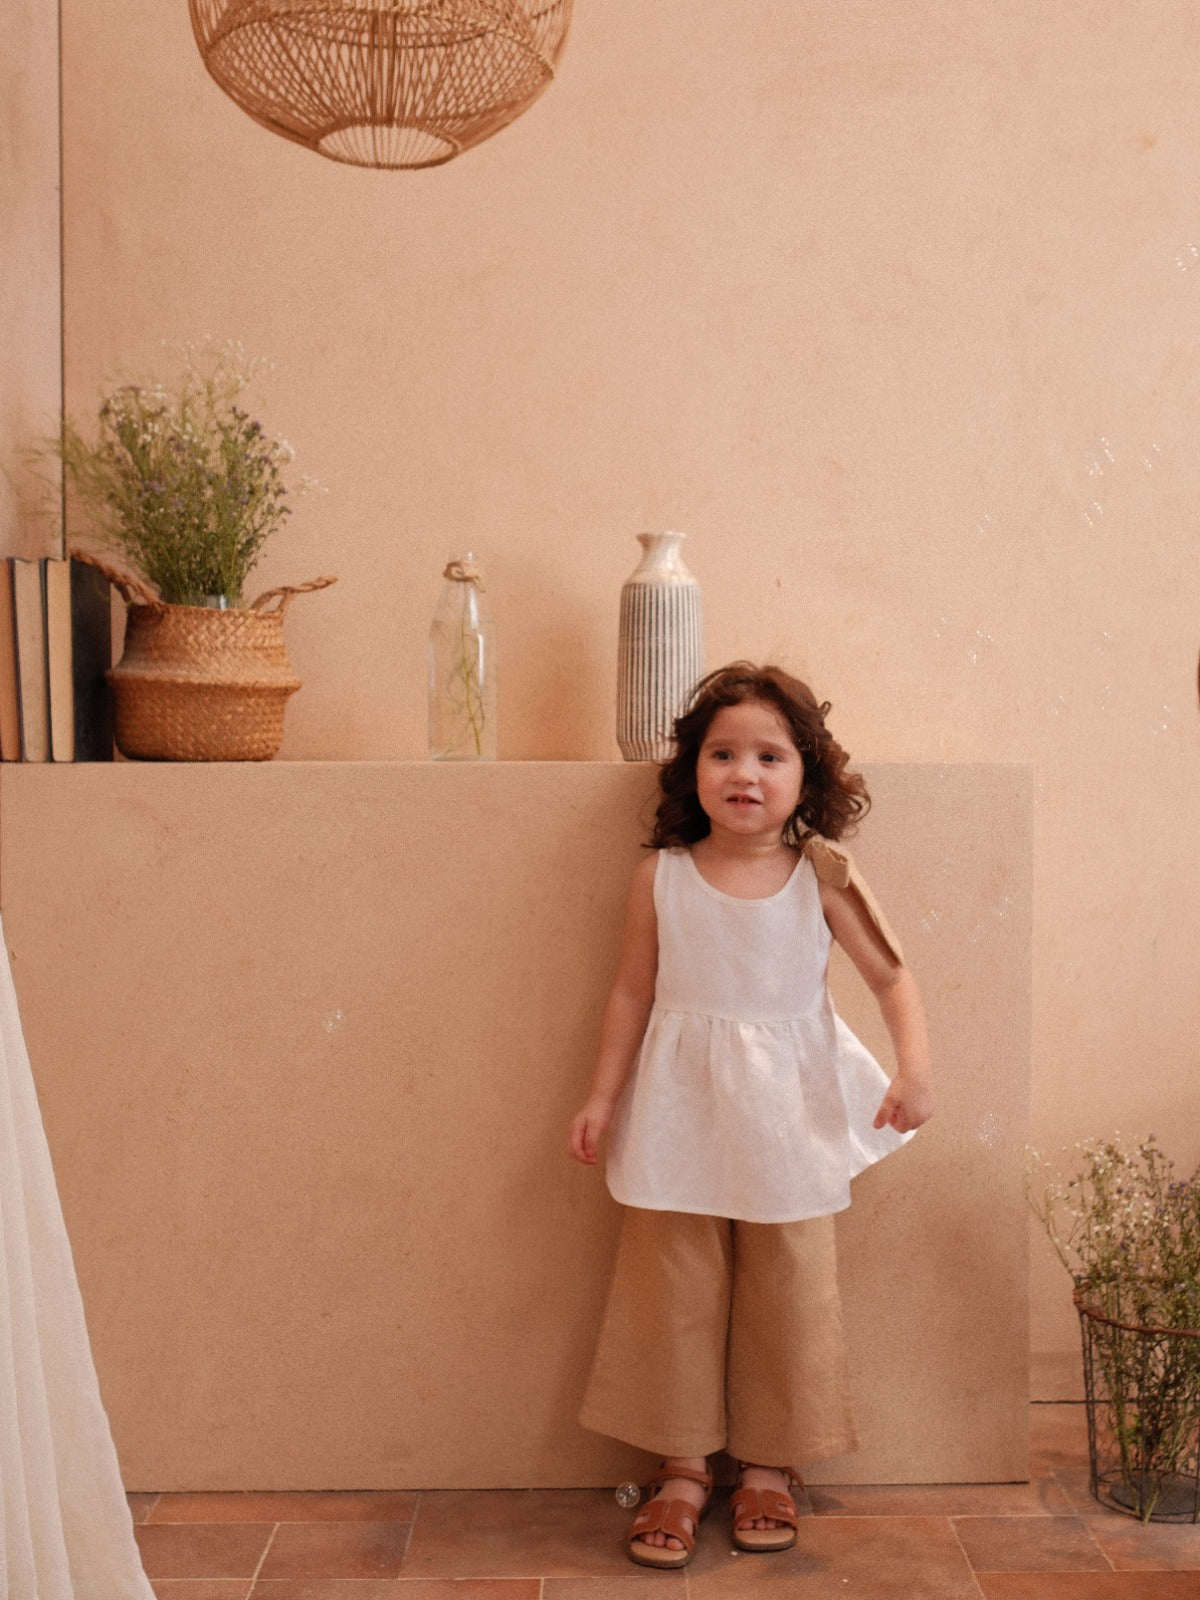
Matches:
[1076,1286,1200,1522]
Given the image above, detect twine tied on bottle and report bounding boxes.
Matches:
[443,558,485,589]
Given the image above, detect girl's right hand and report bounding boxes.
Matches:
[569,857,658,1167]
[569,1097,615,1164]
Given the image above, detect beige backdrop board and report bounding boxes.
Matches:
[0,760,1030,1489]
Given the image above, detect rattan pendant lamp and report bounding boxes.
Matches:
[188,0,573,170]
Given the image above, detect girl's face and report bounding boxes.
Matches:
[695,698,805,844]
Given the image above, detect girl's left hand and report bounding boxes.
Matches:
[569,1096,616,1164]
[873,1073,934,1134]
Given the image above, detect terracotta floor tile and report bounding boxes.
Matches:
[810,1479,1073,1517]
[400,1490,640,1579]
[151,1584,253,1600]
[151,1493,418,1524]
[686,1515,981,1597]
[952,1515,1109,1573]
[544,1579,689,1598]
[1083,1512,1200,1570]
[257,1522,412,1581]
[252,1584,538,1600]
[135,1524,276,1581]
[976,1575,1200,1600]
[125,1404,1191,1588]
[1049,1464,1104,1516]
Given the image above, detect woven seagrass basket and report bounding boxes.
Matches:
[74,552,336,762]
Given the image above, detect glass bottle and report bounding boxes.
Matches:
[427,553,497,760]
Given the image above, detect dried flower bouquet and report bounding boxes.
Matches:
[56,342,305,606]
[1026,1136,1200,1521]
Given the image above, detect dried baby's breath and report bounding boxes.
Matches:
[55,341,303,605]
[1026,1136,1200,1520]
[1025,1135,1200,1331]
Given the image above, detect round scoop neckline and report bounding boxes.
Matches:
[682,845,804,904]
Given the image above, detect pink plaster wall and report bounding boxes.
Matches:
[3,0,1198,1397]
[0,0,61,559]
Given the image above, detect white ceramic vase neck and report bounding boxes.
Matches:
[626,531,696,586]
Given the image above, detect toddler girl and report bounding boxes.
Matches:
[569,662,932,1568]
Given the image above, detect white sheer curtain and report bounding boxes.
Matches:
[0,914,154,1600]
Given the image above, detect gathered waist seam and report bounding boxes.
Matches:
[649,1002,824,1028]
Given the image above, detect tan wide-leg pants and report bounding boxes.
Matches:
[579,1207,857,1468]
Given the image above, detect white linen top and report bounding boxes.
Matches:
[605,844,913,1223]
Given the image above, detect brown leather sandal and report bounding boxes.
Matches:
[730,1465,802,1552]
[626,1462,714,1570]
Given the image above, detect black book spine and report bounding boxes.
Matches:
[70,559,114,761]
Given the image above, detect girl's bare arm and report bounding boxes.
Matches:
[819,879,933,1134]
[569,854,659,1164]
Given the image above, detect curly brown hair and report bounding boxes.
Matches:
[649,662,870,849]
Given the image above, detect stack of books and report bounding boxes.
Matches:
[0,556,114,761]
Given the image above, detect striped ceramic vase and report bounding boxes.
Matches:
[616,532,704,761]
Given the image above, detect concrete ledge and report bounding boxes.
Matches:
[0,760,1031,1487]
